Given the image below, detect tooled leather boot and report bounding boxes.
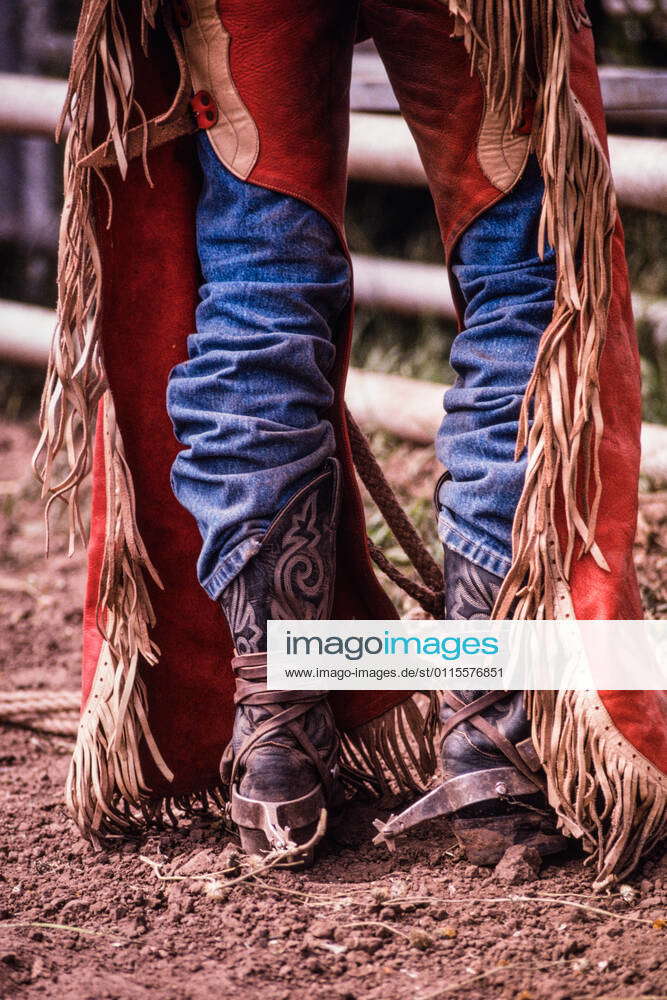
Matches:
[437,547,567,865]
[218,458,341,864]
[373,543,567,865]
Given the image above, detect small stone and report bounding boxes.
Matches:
[641,880,654,894]
[60,900,87,919]
[494,845,542,885]
[558,937,587,958]
[320,942,347,957]
[354,936,382,955]
[309,920,334,939]
[437,926,458,939]
[351,963,375,978]
[409,930,433,951]
[389,881,407,898]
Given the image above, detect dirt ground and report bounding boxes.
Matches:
[1,414,667,1000]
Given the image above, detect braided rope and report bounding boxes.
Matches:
[0,691,80,713]
[367,541,443,617]
[346,408,444,615]
[23,718,79,737]
[0,689,79,738]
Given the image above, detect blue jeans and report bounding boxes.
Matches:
[436,156,556,577]
[167,135,349,598]
[167,138,555,598]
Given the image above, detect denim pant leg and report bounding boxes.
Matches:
[435,157,556,577]
[166,135,350,600]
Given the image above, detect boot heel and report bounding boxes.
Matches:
[231,784,327,863]
[451,812,568,866]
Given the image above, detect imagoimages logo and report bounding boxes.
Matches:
[284,629,499,661]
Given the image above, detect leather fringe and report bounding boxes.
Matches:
[33,0,161,529]
[65,394,172,841]
[443,0,616,621]
[70,764,229,847]
[526,690,667,889]
[340,694,440,803]
[33,0,158,509]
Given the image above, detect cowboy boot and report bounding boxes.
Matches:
[218,458,341,864]
[435,547,568,865]
[373,503,567,863]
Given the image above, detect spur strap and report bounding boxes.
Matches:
[230,652,337,795]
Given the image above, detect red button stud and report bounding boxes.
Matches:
[190,91,219,130]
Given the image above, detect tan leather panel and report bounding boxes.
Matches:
[181,0,259,179]
[476,100,531,193]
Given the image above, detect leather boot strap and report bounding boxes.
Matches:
[229,652,336,797]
